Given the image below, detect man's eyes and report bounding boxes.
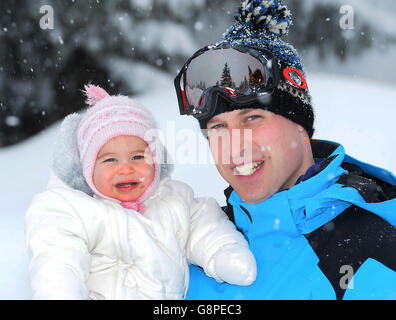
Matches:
[208,115,261,130]
[247,115,261,121]
[209,123,225,130]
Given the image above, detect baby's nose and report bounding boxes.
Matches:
[117,163,135,175]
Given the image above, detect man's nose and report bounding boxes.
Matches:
[229,128,253,165]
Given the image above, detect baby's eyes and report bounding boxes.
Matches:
[131,155,144,160]
[103,155,144,163]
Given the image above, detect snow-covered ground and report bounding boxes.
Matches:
[0,73,395,299]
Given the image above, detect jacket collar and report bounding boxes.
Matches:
[227,140,354,237]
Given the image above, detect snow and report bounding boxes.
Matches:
[106,58,172,93]
[1,73,395,299]
[309,73,396,173]
[302,0,396,37]
[131,20,198,57]
[304,46,396,85]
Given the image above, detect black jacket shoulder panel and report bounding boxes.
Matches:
[305,205,396,300]
[339,162,395,203]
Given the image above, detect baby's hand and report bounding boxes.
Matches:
[213,244,257,286]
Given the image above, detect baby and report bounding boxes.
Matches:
[25,84,256,300]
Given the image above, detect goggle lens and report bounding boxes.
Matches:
[183,48,272,110]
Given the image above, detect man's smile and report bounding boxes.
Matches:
[233,161,265,177]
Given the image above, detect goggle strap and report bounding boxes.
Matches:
[174,71,187,115]
[181,90,188,112]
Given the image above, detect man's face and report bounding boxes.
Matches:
[206,109,314,204]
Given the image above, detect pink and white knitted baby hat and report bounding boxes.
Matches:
[77,84,161,208]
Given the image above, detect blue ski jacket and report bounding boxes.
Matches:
[187,140,396,300]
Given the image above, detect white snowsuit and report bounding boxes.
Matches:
[25,114,256,300]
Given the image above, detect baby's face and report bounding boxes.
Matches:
[93,135,155,202]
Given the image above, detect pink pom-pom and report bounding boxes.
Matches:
[84,84,109,106]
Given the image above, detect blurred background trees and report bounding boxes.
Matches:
[1,0,395,147]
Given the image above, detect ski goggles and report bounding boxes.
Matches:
[175,44,308,120]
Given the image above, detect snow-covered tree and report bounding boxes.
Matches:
[0,0,232,147]
[220,63,233,87]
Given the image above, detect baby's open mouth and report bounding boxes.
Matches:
[115,182,138,188]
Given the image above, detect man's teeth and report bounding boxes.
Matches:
[233,161,264,176]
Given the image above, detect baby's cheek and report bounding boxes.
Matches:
[139,164,155,185]
[93,168,111,191]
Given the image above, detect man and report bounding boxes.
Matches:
[175,0,396,299]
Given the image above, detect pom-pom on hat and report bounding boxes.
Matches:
[77,84,161,208]
[201,0,315,138]
[223,0,300,69]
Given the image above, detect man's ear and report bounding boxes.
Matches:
[297,124,311,142]
[297,124,305,133]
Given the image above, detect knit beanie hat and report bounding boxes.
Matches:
[198,0,315,138]
[76,84,161,209]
